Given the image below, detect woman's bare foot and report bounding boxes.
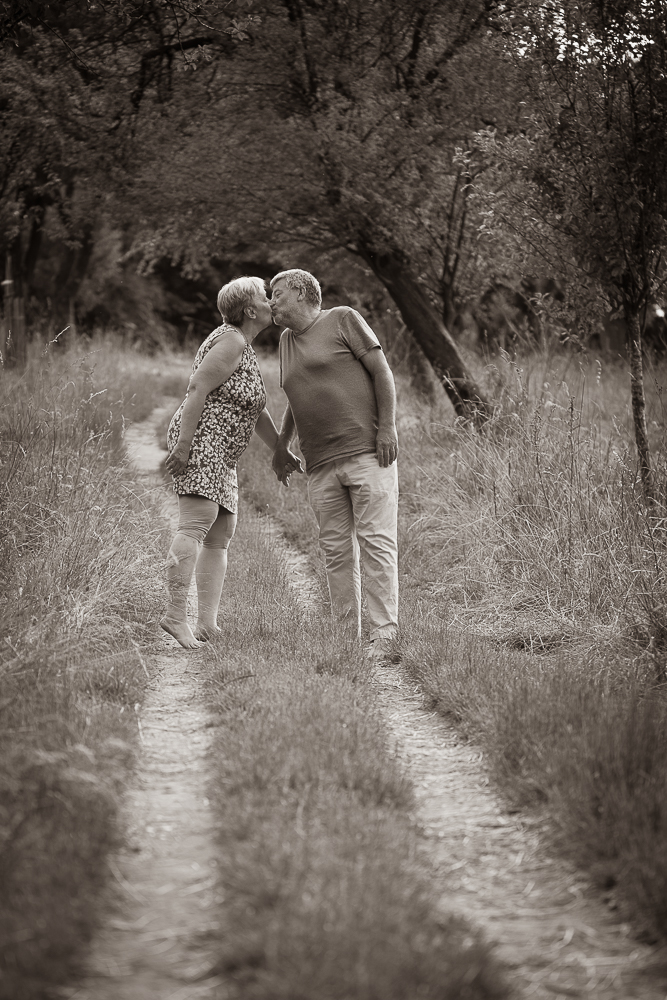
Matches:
[161,618,203,649]
[193,623,222,642]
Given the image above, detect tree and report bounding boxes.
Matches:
[473,0,667,498]
[128,0,528,421]
[0,0,247,330]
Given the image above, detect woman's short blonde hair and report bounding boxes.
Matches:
[217,276,266,325]
[270,269,322,308]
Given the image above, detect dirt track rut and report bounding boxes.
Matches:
[372,667,666,999]
[64,407,223,1000]
[67,406,667,1000]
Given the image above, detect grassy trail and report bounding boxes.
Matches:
[97,393,667,1000]
[235,353,667,999]
[64,401,508,1000]
[15,337,660,1000]
[65,406,224,999]
[373,668,666,999]
[0,344,194,1000]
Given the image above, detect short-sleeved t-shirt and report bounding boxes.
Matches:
[279,306,381,472]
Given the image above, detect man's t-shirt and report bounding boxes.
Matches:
[279,306,381,472]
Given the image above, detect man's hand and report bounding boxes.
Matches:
[165,441,190,476]
[272,441,303,486]
[376,426,398,467]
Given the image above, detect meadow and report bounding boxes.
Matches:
[0,337,187,998]
[241,341,667,945]
[0,334,509,999]
[2,329,667,998]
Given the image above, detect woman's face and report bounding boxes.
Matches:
[252,287,273,328]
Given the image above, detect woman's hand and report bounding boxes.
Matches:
[165,440,191,476]
[272,442,303,486]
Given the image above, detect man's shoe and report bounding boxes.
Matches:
[367,636,394,664]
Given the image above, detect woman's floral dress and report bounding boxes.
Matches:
[167,326,266,514]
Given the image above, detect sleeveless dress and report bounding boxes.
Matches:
[167,326,267,514]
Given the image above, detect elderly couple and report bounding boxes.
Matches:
[162,269,399,662]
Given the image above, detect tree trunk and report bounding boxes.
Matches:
[625,305,654,503]
[357,244,491,423]
[1,253,27,367]
[23,207,46,291]
[405,326,436,401]
[53,225,95,328]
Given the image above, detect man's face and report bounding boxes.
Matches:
[270,279,300,327]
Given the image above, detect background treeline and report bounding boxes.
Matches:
[3,4,667,994]
[3,2,667,385]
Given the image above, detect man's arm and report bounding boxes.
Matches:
[278,402,296,446]
[271,404,301,483]
[359,348,399,467]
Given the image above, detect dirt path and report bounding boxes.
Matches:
[372,668,667,999]
[254,472,667,997]
[66,406,666,1000]
[64,407,224,1000]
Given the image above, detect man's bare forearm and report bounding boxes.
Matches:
[372,366,399,467]
[373,367,397,431]
[271,404,302,484]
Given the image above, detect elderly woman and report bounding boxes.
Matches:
[162,276,301,648]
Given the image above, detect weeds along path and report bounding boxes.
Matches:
[66,405,224,1000]
[370,668,666,1000]
[258,504,666,995]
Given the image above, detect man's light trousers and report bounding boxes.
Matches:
[307,453,398,641]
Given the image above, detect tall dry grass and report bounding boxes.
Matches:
[243,346,667,944]
[396,349,667,942]
[0,335,186,999]
[402,350,667,645]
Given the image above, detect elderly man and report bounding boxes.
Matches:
[270,268,399,661]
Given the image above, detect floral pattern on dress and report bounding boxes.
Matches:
[166,326,266,514]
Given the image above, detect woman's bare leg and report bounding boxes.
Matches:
[161,531,202,648]
[194,509,237,641]
[194,547,227,640]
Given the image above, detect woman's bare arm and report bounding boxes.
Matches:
[166,331,246,476]
[255,407,303,484]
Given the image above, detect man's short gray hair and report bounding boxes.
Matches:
[270,269,322,308]
[217,276,266,326]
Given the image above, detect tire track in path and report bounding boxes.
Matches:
[371,667,667,1000]
[63,406,224,1000]
[65,404,667,1000]
[272,502,667,999]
